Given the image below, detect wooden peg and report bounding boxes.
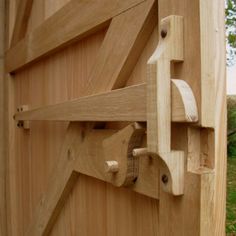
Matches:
[105,161,119,173]
[132,148,148,157]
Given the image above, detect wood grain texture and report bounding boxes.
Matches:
[5,1,18,235]
[10,0,33,47]
[157,2,201,234]
[147,16,185,195]
[102,123,145,186]
[199,0,216,128]
[83,0,157,94]
[210,0,227,234]
[20,2,159,235]
[15,84,147,122]
[6,0,147,73]
[14,81,198,123]
[25,123,81,236]
[147,16,184,153]
[0,0,6,235]
[157,0,226,235]
[5,0,226,236]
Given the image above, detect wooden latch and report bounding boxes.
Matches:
[65,122,146,187]
[147,15,186,196]
[134,16,198,195]
[13,16,198,197]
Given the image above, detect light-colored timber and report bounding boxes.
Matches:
[147,16,185,195]
[14,81,198,123]
[105,161,119,173]
[6,0,148,73]
[16,104,30,129]
[0,0,6,235]
[157,0,226,235]
[24,2,159,235]
[82,0,157,94]
[132,148,148,157]
[102,123,145,186]
[4,0,226,236]
[26,122,148,235]
[10,0,33,47]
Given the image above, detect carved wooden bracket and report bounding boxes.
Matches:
[71,122,146,188]
[103,122,145,186]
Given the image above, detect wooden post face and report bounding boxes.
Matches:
[4,0,226,236]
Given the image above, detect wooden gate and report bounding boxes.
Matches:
[2,0,226,235]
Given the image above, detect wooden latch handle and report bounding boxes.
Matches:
[147,15,194,195]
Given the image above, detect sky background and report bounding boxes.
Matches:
[227,65,236,94]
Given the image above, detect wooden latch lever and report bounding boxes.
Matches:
[146,15,197,195]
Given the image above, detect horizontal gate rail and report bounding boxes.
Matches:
[14,81,198,123]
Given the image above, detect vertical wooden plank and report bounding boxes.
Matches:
[157,2,202,233]
[199,0,225,129]
[6,1,38,236]
[5,1,18,235]
[158,0,226,235]
[106,184,159,236]
[199,0,215,127]
[5,44,15,236]
[6,1,226,236]
[199,0,226,234]
[0,0,6,235]
[24,2,158,234]
[210,0,227,234]
[158,0,201,123]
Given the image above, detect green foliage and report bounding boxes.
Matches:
[227,96,236,156]
[227,158,236,234]
[226,0,236,65]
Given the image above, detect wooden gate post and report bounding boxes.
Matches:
[158,0,226,235]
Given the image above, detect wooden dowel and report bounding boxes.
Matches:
[105,161,119,173]
[132,148,148,157]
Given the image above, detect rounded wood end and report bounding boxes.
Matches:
[105,161,119,173]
